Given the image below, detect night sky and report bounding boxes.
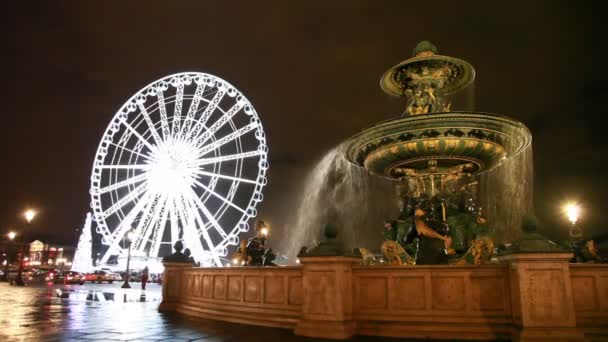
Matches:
[1,1,607,246]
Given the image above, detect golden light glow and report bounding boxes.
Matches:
[7,231,16,240]
[23,209,37,223]
[232,258,239,265]
[564,203,581,225]
[260,227,269,236]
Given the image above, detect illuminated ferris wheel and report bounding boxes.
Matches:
[90,72,268,267]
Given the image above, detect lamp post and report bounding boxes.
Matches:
[15,209,36,286]
[564,203,583,262]
[121,230,135,289]
[2,232,16,281]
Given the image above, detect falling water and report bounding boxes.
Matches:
[479,144,534,243]
[274,145,399,262]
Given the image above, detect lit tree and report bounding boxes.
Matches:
[71,213,94,273]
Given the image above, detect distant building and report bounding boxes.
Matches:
[27,240,75,268]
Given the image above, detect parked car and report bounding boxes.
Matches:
[83,272,98,282]
[129,271,142,282]
[46,271,85,285]
[91,270,122,283]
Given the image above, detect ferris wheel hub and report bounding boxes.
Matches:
[146,138,199,196]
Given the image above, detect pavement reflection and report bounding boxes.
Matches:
[0,282,412,341]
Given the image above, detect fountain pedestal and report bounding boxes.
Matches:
[294,256,361,339]
[158,261,193,312]
[498,253,584,341]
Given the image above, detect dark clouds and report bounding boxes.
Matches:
[1,1,607,244]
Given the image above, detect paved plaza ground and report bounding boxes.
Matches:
[0,281,426,342]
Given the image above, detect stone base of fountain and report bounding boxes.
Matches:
[159,255,608,341]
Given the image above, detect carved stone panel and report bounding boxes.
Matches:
[213,275,226,299]
[471,276,505,311]
[392,276,426,310]
[264,276,286,304]
[357,277,388,310]
[304,271,336,315]
[288,276,303,305]
[571,276,598,312]
[525,270,571,325]
[202,275,213,298]
[432,276,465,310]
[192,275,201,297]
[244,276,262,303]
[228,275,243,302]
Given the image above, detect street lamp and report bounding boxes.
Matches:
[564,203,582,239]
[2,232,17,282]
[564,202,584,262]
[24,209,37,223]
[121,230,136,289]
[15,209,37,286]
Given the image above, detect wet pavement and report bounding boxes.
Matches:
[0,282,435,342]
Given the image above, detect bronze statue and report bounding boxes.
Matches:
[404,202,454,265]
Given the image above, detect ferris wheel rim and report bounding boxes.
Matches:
[89,71,268,266]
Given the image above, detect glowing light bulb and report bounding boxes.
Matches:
[260,228,269,236]
[564,203,581,225]
[24,209,37,223]
[7,231,16,240]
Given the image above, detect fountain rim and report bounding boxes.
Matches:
[343,111,532,180]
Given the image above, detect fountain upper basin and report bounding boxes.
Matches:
[344,112,532,179]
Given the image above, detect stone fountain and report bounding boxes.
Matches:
[345,41,532,257]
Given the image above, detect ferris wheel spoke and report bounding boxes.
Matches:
[191,101,244,144]
[101,181,149,219]
[129,194,158,251]
[156,88,171,139]
[134,195,165,253]
[172,82,184,137]
[187,88,226,139]
[109,142,149,160]
[169,199,181,248]
[180,83,206,137]
[138,102,163,145]
[174,196,210,264]
[181,191,223,266]
[119,118,157,152]
[185,188,227,239]
[96,173,148,195]
[192,179,246,214]
[98,191,154,264]
[196,122,259,156]
[194,169,259,185]
[194,150,262,168]
[149,197,170,257]
[98,164,152,170]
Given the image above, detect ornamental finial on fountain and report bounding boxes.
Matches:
[380,41,475,116]
[412,40,438,57]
